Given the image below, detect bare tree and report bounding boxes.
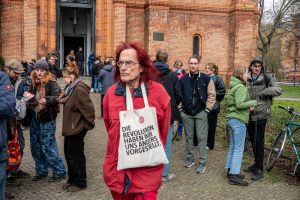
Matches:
[258,0,300,65]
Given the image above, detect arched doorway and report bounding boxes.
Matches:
[56,0,95,73]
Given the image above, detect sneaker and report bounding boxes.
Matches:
[243,164,256,173]
[162,173,176,182]
[184,159,195,168]
[66,185,85,192]
[251,169,264,181]
[196,163,206,174]
[228,174,249,186]
[62,182,72,190]
[48,175,66,183]
[90,88,94,93]
[32,174,47,181]
[11,170,30,179]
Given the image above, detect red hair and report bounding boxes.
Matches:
[114,42,159,83]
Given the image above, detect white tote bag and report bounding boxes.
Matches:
[117,83,169,170]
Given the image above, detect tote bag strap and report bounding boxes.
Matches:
[126,84,134,110]
[125,82,149,110]
[141,83,149,108]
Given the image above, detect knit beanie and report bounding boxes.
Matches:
[34,59,49,71]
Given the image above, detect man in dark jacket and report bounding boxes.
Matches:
[154,50,182,182]
[180,55,216,174]
[47,54,61,78]
[5,59,31,179]
[244,57,281,181]
[0,71,16,199]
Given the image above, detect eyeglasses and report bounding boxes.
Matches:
[117,60,139,68]
[189,62,198,66]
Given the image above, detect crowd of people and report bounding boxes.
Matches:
[0,41,282,200]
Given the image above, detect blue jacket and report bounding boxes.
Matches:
[98,64,115,95]
[0,72,16,162]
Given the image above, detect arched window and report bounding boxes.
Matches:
[193,34,201,57]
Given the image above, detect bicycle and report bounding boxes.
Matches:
[266,106,300,175]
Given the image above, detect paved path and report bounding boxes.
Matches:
[7,79,300,199]
[275,97,300,101]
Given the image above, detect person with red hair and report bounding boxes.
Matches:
[102,42,171,200]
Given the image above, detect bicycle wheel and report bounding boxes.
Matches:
[266,130,287,171]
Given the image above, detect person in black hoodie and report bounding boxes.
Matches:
[154,50,182,182]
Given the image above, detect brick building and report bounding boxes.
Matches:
[0,0,259,77]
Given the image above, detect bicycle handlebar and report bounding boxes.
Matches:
[278,106,299,116]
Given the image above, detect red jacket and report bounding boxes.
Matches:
[103,81,171,194]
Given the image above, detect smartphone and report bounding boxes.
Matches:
[23,91,35,101]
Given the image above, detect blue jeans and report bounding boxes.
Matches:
[30,117,66,177]
[162,123,174,177]
[225,118,247,175]
[0,161,6,200]
[93,75,101,92]
[88,63,93,76]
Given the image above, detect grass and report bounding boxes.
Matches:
[280,86,300,98]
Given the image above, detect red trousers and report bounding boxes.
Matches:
[111,191,157,200]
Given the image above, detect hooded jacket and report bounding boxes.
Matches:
[227,76,257,123]
[0,72,16,162]
[154,61,182,122]
[247,73,282,121]
[98,64,115,95]
[62,81,95,136]
[102,81,171,194]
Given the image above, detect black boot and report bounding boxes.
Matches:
[251,169,264,181]
[228,174,249,186]
[227,169,245,179]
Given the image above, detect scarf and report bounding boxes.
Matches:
[34,79,46,112]
[57,79,81,104]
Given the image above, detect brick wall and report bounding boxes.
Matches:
[126,8,145,46]
[1,0,259,79]
[23,0,37,61]
[1,0,23,60]
[113,2,126,52]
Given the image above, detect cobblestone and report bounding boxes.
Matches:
[7,78,300,200]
